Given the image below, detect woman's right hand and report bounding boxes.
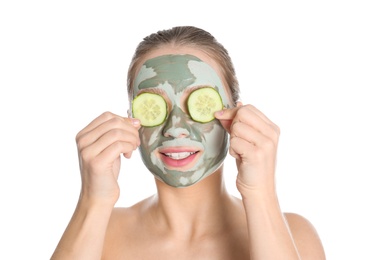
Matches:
[75,112,141,206]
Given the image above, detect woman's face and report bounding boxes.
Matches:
[132,53,233,187]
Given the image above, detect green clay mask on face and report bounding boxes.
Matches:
[132,54,233,187]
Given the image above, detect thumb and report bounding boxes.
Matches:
[213,108,236,133]
[214,102,243,133]
[124,117,141,129]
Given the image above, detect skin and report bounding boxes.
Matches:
[51,46,326,260]
[133,54,232,187]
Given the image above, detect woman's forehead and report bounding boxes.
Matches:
[133,46,225,82]
[134,54,223,93]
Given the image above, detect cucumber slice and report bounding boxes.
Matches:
[132,93,167,127]
[187,87,223,123]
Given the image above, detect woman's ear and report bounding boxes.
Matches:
[236,101,243,107]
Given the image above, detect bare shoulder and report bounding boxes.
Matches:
[284,212,326,260]
[102,196,154,259]
[108,197,151,226]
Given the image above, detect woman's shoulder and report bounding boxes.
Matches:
[106,195,156,240]
[109,195,155,223]
[102,196,155,258]
[283,212,320,236]
[284,212,326,259]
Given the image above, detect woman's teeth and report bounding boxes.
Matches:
[164,151,197,160]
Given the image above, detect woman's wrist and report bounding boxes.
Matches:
[77,192,117,212]
[236,178,277,201]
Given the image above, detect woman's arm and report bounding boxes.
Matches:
[240,190,301,259]
[51,199,114,259]
[215,105,325,259]
[51,112,141,259]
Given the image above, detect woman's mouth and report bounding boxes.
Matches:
[163,151,198,160]
[159,150,201,169]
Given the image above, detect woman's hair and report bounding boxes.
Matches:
[127,26,240,105]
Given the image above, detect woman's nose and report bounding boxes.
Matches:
[162,106,192,138]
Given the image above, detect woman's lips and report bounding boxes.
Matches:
[158,148,201,168]
[163,151,198,160]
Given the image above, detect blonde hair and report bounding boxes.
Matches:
[127,26,240,105]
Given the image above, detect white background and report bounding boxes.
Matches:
[1,0,380,259]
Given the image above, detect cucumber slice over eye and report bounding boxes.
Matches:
[132,93,167,127]
[187,87,223,123]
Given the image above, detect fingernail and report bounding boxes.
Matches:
[132,119,140,126]
[215,110,224,116]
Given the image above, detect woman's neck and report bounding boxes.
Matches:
[150,167,235,240]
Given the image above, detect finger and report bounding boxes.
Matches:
[244,105,280,134]
[77,116,140,151]
[231,105,279,140]
[123,152,133,159]
[76,112,119,140]
[214,106,240,120]
[230,121,270,146]
[81,128,140,160]
[126,117,141,128]
[214,107,240,133]
[93,141,137,168]
[229,137,255,161]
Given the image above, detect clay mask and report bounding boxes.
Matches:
[132,54,233,187]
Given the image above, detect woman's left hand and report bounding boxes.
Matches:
[215,103,280,196]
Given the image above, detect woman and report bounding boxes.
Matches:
[52,26,325,259]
